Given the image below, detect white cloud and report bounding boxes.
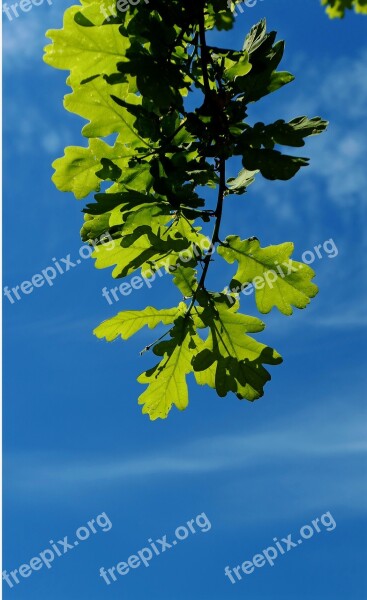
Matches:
[2,1,69,68]
[3,91,73,156]
[308,125,367,208]
[3,11,49,67]
[249,48,367,229]
[2,5,76,155]
[290,49,367,209]
[7,394,366,500]
[313,308,367,328]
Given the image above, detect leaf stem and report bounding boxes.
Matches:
[213,159,226,241]
[185,157,226,317]
[183,10,227,319]
[140,328,173,355]
[143,8,228,346]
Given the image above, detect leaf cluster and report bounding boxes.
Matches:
[322,0,367,17]
[45,2,328,419]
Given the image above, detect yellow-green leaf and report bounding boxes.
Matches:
[218,236,318,315]
[94,305,185,341]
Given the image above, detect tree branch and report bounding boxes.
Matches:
[185,157,226,319]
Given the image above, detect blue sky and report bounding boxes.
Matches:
[3,1,367,598]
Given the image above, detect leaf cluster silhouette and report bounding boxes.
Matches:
[44,1,333,419]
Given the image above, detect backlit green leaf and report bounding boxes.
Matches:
[218,237,318,315]
[192,300,282,400]
[94,305,185,341]
[44,6,129,83]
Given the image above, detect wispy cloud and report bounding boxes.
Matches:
[6,394,366,511]
[3,17,46,65]
[297,49,367,210]
[2,1,70,68]
[2,2,75,156]
[312,305,367,328]
[3,100,73,156]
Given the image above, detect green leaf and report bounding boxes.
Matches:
[218,237,318,315]
[172,267,198,297]
[238,117,328,149]
[270,116,328,146]
[235,117,328,180]
[91,229,167,279]
[224,52,252,80]
[109,202,171,233]
[205,1,235,30]
[81,213,111,242]
[75,0,120,25]
[227,168,258,194]
[192,300,282,400]
[137,317,200,420]
[115,55,190,111]
[65,78,150,143]
[84,190,158,215]
[242,148,310,180]
[237,22,294,102]
[94,305,185,341]
[44,6,130,83]
[322,0,367,17]
[243,18,267,55]
[91,217,209,279]
[52,139,134,199]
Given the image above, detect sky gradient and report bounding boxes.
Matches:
[3,1,367,598]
